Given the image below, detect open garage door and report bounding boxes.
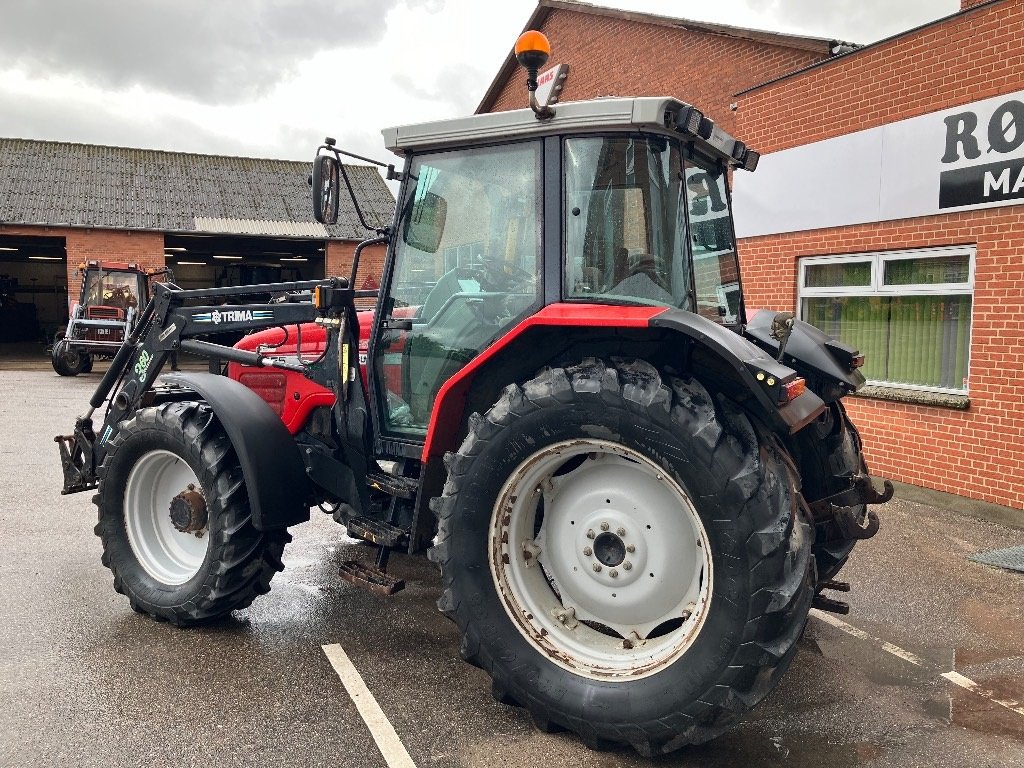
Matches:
[0,235,67,348]
[163,234,325,290]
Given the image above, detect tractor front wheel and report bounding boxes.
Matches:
[431,359,814,755]
[94,401,289,625]
[51,339,88,376]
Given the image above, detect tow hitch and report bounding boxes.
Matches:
[808,472,892,541]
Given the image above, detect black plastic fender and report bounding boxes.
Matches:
[650,308,826,434]
[160,372,311,530]
[744,310,866,399]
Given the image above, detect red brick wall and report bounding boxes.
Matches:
[486,8,828,132]
[735,0,1024,509]
[326,239,386,307]
[0,224,165,313]
[736,1,1021,153]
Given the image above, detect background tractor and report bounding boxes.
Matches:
[55,32,890,756]
[51,260,171,376]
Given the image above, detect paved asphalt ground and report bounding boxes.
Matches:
[1,361,1023,767]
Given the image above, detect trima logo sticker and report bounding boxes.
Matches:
[192,309,273,325]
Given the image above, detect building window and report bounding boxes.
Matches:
[798,246,974,393]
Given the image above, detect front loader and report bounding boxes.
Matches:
[55,32,891,756]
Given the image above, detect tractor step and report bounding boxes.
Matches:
[346,516,409,548]
[812,594,850,615]
[339,560,405,596]
[366,472,419,500]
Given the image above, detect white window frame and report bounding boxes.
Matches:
[797,245,976,395]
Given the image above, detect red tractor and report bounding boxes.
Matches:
[51,260,170,376]
[56,33,890,755]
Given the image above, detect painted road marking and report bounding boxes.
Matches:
[812,610,1024,718]
[322,643,418,768]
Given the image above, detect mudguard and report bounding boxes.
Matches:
[161,372,311,530]
[650,308,826,434]
[744,310,866,397]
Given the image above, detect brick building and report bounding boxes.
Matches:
[732,0,1024,511]
[481,0,1023,512]
[0,139,392,346]
[478,0,856,130]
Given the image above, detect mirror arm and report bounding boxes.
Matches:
[336,160,388,235]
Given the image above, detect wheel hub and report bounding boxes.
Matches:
[169,487,207,535]
[593,531,625,567]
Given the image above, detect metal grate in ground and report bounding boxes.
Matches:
[968,545,1024,574]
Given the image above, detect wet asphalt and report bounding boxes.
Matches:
[1,363,1022,768]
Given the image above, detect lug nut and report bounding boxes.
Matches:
[583,547,592,556]
[600,522,610,531]
[626,544,636,553]
[616,527,626,536]
[586,529,596,540]
[623,561,632,571]
[592,563,602,572]
[609,569,618,578]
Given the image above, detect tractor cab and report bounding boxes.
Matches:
[311,94,762,451]
[80,262,145,317]
[51,260,170,376]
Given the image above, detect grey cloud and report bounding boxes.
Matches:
[391,62,489,114]
[0,83,385,164]
[0,0,400,104]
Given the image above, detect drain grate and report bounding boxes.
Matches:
[968,545,1024,574]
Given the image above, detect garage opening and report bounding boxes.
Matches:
[0,235,68,352]
[163,234,325,290]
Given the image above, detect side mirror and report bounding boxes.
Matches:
[403,191,447,253]
[311,154,340,225]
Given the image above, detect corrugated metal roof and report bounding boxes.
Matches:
[193,217,330,237]
[0,138,395,240]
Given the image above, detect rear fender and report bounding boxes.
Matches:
[420,303,826,490]
[160,372,311,530]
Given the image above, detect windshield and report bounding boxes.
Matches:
[83,269,143,311]
[564,136,742,324]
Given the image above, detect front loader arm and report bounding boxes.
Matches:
[56,279,333,495]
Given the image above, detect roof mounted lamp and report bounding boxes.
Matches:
[515,31,554,120]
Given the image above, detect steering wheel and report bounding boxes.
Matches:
[627,254,670,292]
[471,257,536,292]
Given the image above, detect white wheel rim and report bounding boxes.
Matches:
[489,439,713,681]
[124,449,209,585]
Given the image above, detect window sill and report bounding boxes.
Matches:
[852,384,970,410]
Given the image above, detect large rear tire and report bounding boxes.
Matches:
[51,339,88,376]
[791,401,869,582]
[430,359,814,755]
[94,401,289,625]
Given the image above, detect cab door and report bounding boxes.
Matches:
[370,140,544,444]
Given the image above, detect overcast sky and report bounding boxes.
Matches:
[0,0,959,169]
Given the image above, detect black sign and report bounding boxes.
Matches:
[939,156,1024,209]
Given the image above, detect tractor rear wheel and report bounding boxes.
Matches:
[792,401,869,582]
[94,401,289,625]
[430,359,814,755]
[51,339,88,376]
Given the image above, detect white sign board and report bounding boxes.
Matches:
[733,88,1024,238]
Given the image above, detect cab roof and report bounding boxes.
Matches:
[381,97,756,171]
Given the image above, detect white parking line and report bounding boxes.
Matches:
[812,610,1024,718]
[322,643,418,768]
